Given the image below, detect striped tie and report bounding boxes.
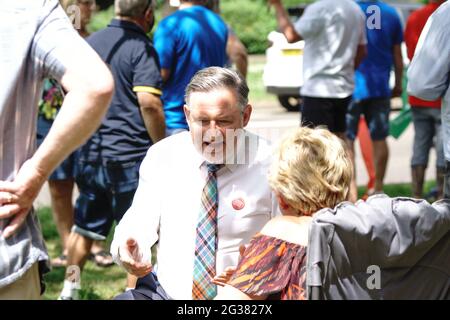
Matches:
[192,163,222,300]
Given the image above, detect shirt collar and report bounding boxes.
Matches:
[108,18,147,36]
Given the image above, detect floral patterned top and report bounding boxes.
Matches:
[38,78,64,121]
[227,233,308,300]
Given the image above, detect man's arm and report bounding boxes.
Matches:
[227,33,248,79]
[110,149,161,276]
[0,4,114,238]
[161,68,171,83]
[392,44,404,97]
[137,92,166,142]
[268,0,302,43]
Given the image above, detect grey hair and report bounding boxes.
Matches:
[185,67,249,111]
[115,0,153,17]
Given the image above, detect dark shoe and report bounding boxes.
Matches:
[88,250,114,268]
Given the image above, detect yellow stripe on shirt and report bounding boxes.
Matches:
[133,86,162,95]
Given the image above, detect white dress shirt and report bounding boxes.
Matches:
[294,0,367,98]
[111,131,279,299]
[407,1,450,161]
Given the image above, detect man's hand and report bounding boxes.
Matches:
[212,245,246,287]
[118,238,153,277]
[212,266,237,287]
[0,160,48,238]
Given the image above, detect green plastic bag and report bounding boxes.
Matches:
[389,69,411,139]
[389,105,411,139]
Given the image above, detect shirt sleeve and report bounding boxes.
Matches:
[392,12,404,45]
[31,0,97,82]
[132,44,163,96]
[294,4,325,39]
[110,146,162,267]
[407,6,450,101]
[153,19,176,70]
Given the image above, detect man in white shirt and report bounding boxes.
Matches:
[407,1,450,197]
[268,0,367,140]
[111,67,278,300]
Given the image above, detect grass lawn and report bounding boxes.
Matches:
[37,179,439,300]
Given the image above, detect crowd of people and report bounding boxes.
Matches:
[0,0,449,300]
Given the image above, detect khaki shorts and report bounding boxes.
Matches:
[0,262,41,300]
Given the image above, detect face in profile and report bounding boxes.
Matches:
[77,0,94,30]
[185,88,252,164]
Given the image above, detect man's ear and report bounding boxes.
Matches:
[242,104,252,127]
[144,7,153,20]
[184,105,193,131]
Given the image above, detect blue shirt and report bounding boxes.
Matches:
[154,5,228,129]
[82,19,162,162]
[354,1,403,101]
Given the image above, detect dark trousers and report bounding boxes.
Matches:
[114,272,171,300]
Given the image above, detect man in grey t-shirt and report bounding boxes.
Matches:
[0,0,113,299]
[268,0,367,140]
[407,1,450,197]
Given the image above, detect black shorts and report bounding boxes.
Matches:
[300,96,352,133]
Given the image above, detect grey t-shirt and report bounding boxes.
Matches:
[294,0,367,98]
[0,0,97,288]
[407,1,450,161]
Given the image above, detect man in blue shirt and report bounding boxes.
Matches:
[154,0,228,135]
[59,0,165,300]
[346,0,404,200]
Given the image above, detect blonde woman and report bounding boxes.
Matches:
[214,127,353,300]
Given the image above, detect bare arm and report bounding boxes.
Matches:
[161,68,171,83]
[269,0,302,43]
[392,44,404,97]
[354,44,367,69]
[227,33,248,79]
[137,92,166,143]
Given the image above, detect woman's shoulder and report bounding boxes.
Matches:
[259,215,312,247]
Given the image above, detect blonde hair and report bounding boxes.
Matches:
[269,127,352,215]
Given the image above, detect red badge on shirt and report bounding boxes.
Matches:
[232,198,245,210]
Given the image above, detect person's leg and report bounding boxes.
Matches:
[48,179,74,257]
[433,108,445,199]
[66,232,93,270]
[345,99,362,202]
[372,139,389,193]
[60,162,111,299]
[444,161,450,199]
[366,99,391,194]
[410,107,434,198]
